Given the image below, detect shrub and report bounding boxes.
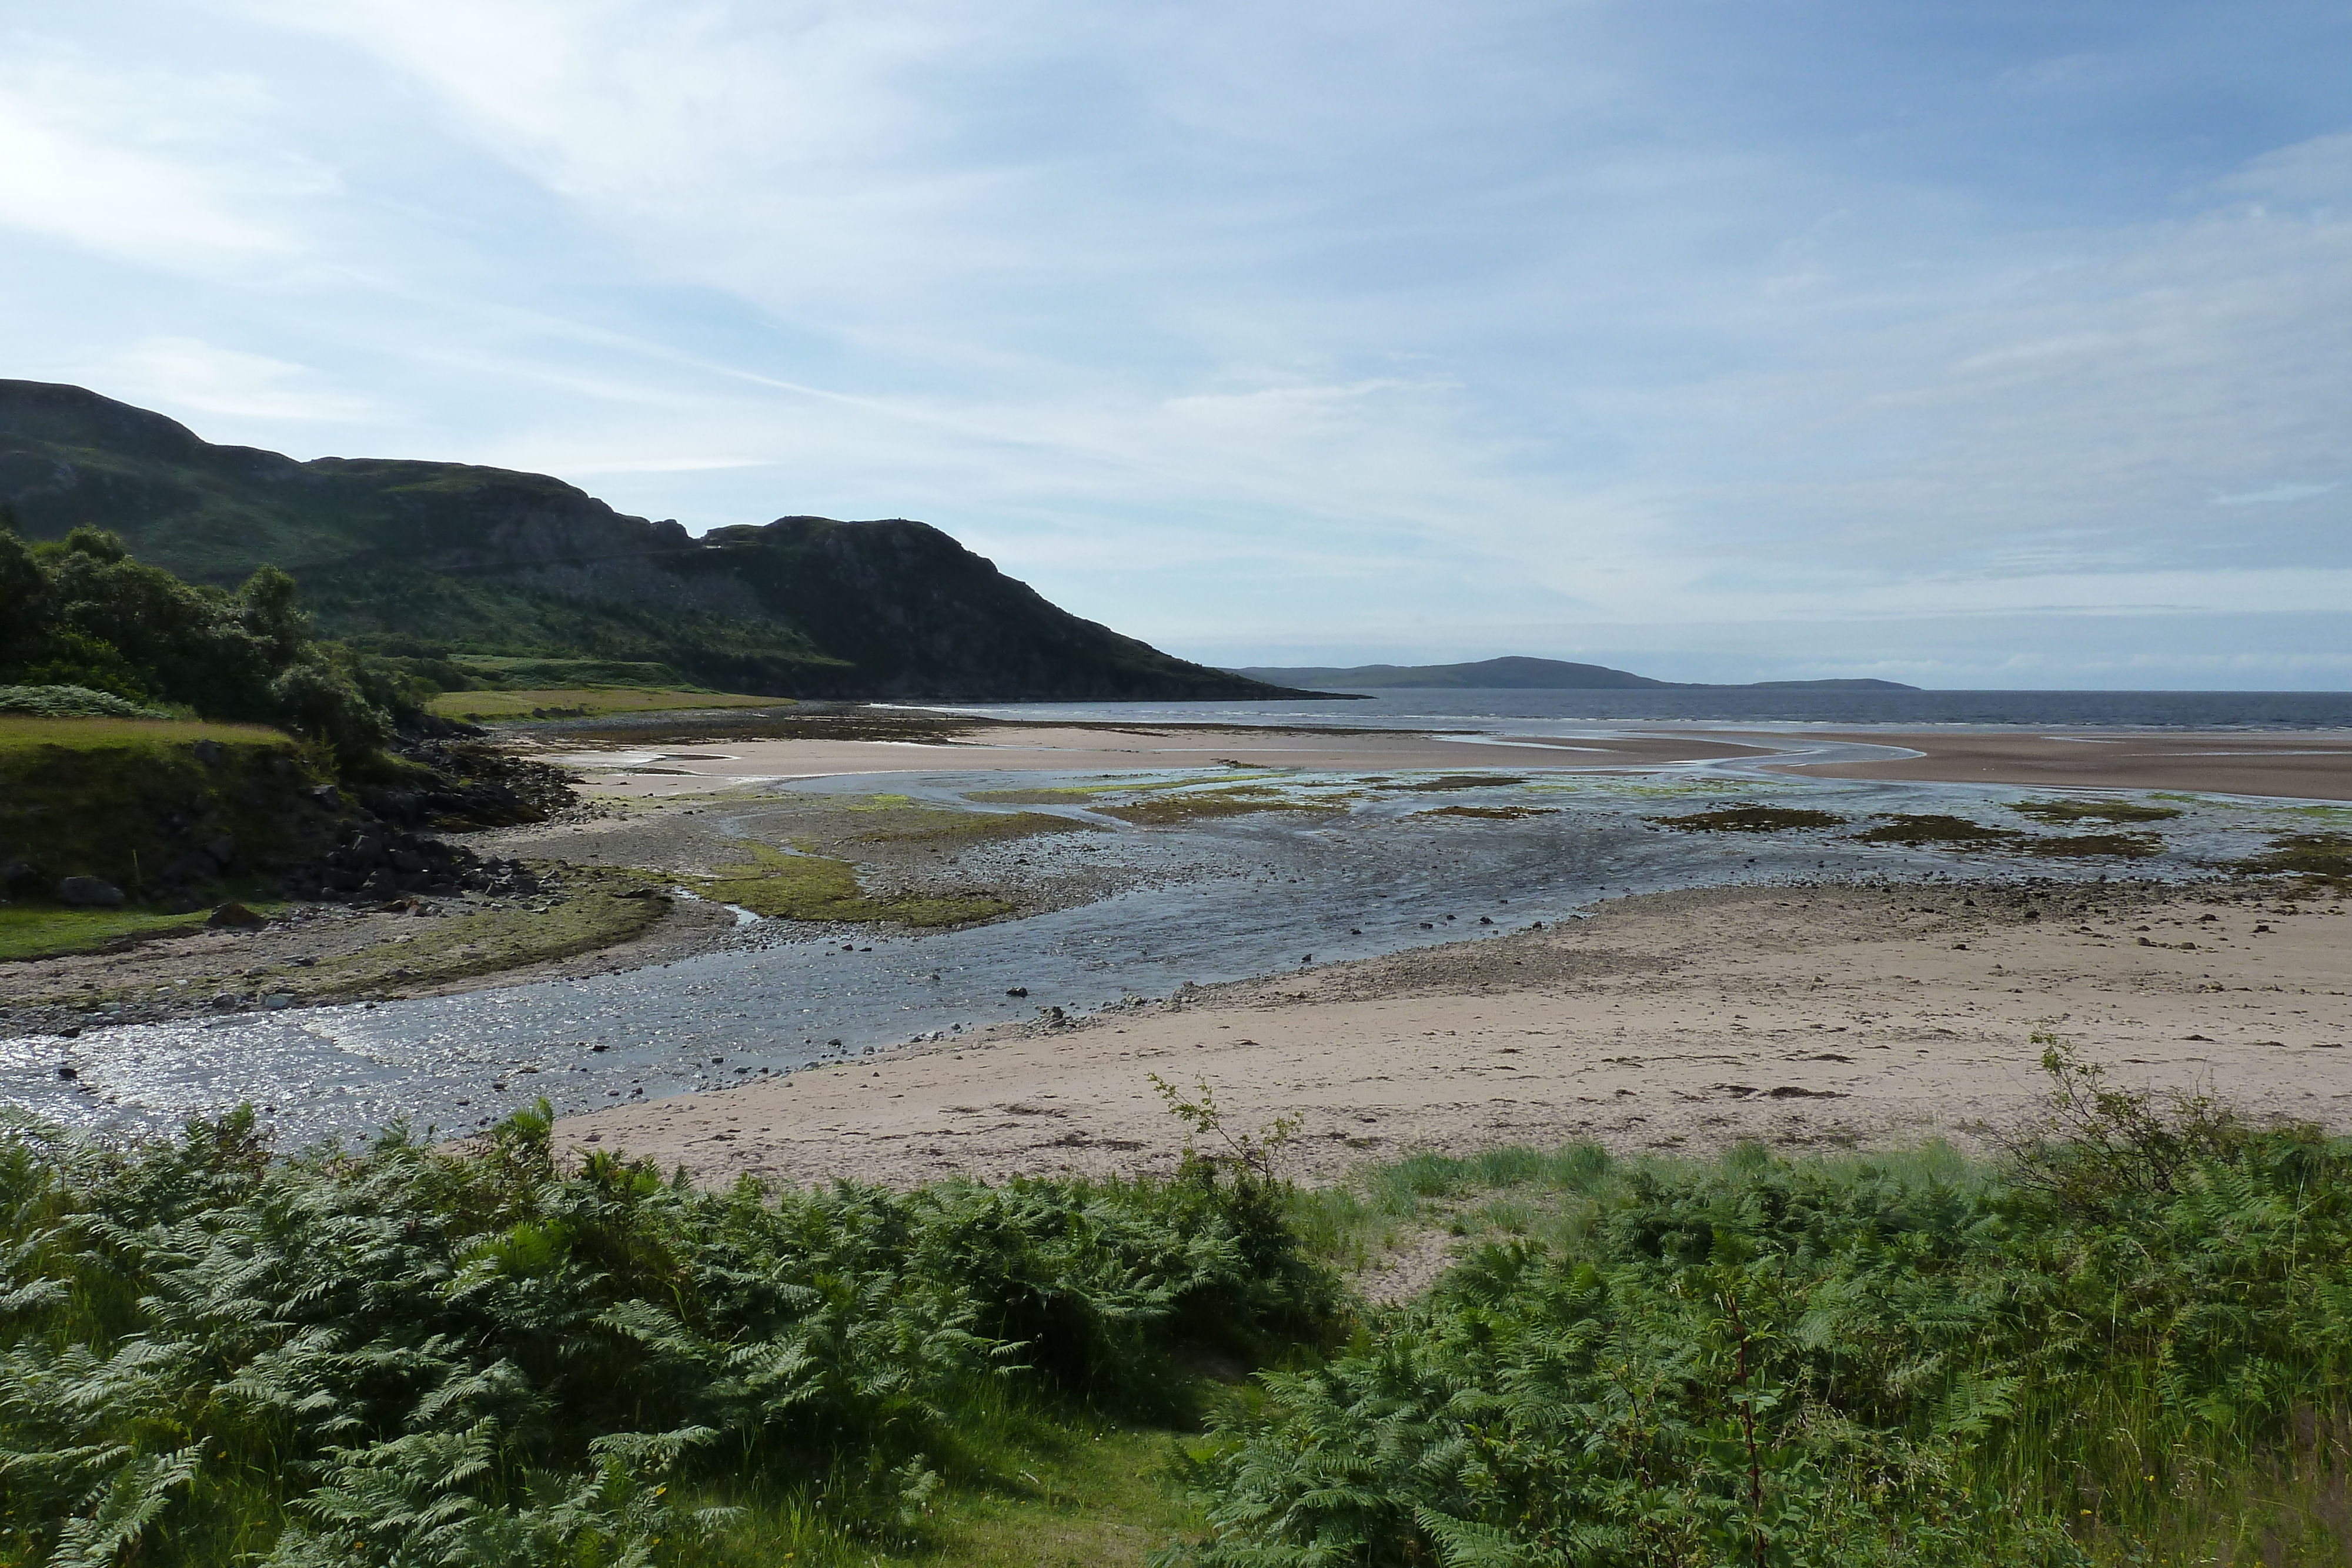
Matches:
[1175,1058,2352,1565]
[0,1102,1338,1564]
[0,526,393,765]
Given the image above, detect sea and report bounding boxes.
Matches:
[12,688,2348,1148]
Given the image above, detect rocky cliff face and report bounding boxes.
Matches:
[0,380,1296,701]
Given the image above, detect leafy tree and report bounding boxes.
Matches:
[0,524,393,763]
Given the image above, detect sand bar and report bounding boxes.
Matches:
[553,881,2352,1186]
[1758,728,2352,801]
[547,724,1776,797]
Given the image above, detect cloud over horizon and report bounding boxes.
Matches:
[2,0,2347,687]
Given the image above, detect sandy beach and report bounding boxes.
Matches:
[534,717,2352,804]
[539,723,1778,797]
[553,878,2352,1186]
[1763,728,2352,801]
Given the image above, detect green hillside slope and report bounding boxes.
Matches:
[0,380,1298,701]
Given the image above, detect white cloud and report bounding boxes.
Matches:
[2213,482,2338,507]
[98,337,381,423]
[0,51,332,272]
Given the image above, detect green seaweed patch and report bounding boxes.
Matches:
[686,840,1011,927]
[1418,804,1559,820]
[2235,832,2352,885]
[1849,815,2162,858]
[2012,797,2182,825]
[1524,777,1755,798]
[1095,791,1342,825]
[1650,804,1850,833]
[2015,832,2164,858]
[1377,774,1529,793]
[843,805,1095,847]
[1850,814,2023,847]
[965,771,1288,804]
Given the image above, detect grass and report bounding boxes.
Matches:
[426,687,790,723]
[1,870,664,1007]
[0,903,219,961]
[687,839,1013,927]
[0,714,288,757]
[0,720,334,906]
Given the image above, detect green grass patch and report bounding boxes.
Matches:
[687,840,1013,926]
[0,902,218,961]
[0,720,335,903]
[0,714,288,757]
[1649,802,1850,831]
[2012,796,2183,824]
[426,686,789,722]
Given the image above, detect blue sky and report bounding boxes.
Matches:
[2,1,2347,687]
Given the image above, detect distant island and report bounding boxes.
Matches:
[1232,656,1917,691]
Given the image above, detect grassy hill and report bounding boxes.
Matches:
[0,380,1302,702]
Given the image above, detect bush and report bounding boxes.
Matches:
[1175,1059,2352,1565]
[0,525,393,764]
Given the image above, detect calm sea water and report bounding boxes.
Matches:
[943,687,2352,730]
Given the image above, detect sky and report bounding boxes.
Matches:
[2,1,2348,688]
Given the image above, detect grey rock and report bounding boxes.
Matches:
[57,875,125,907]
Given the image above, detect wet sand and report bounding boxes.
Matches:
[553,880,2352,1186]
[542,726,1776,798]
[1762,729,2352,801]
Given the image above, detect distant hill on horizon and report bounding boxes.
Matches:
[1230,656,1919,692]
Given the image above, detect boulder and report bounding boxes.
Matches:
[207,902,269,929]
[57,876,125,907]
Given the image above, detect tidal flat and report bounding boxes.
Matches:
[11,740,2343,1151]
